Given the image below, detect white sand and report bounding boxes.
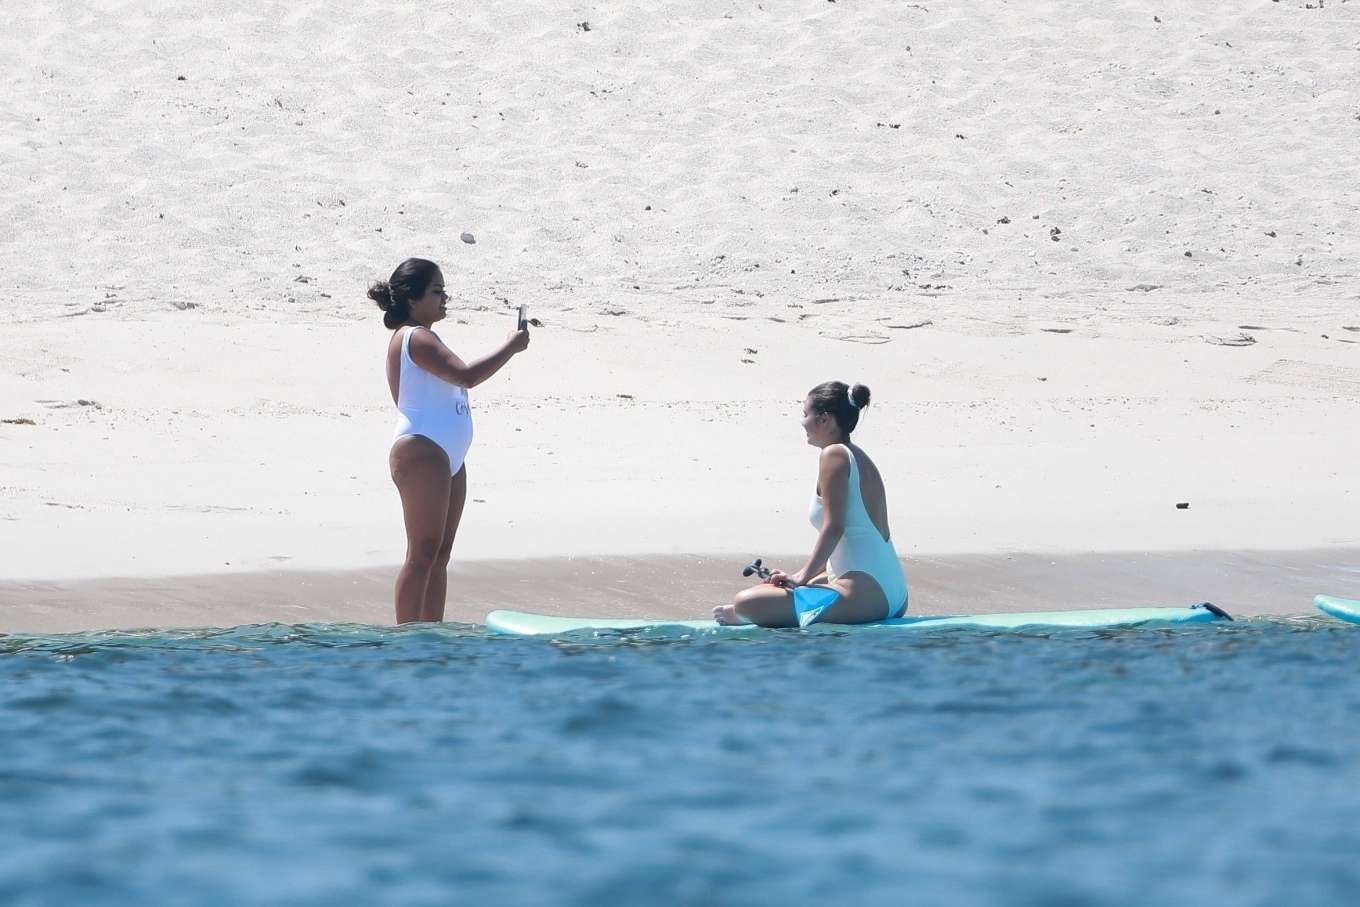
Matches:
[2,2,1357,614]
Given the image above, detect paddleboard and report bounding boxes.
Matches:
[1314,595,1360,625]
[485,603,1231,637]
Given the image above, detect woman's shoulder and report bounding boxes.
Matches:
[818,444,853,470]
[404,325,444,349]
[389,325,434,363]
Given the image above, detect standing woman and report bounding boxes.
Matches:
[369,258,529,624]
[715,381,908,627]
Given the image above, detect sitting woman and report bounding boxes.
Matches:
[715,381,908,627]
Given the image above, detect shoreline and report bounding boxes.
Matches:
[1,547,1354,635]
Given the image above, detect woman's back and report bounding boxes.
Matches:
[843,443,892,544]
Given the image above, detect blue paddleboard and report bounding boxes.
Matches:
[485,603,1231,637]
[1315,595,1360,625]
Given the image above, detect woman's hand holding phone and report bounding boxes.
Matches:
[508,304,531,353]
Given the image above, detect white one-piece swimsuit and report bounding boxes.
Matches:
[808,445,909,619]
[392,326,473,474]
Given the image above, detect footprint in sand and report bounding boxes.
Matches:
[1205,333,1256,347]
[35,399,101,409]
[1250,360,1360,395]
[822,333,891,345]
[167,504,253,514]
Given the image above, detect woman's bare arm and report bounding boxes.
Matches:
[408,327,529,388]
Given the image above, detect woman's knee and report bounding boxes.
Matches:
[732,584,762,608]
[732,585,775,616]
[405,538,443,570]
[433,535,456,566]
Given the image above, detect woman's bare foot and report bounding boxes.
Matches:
[713,604,748,626]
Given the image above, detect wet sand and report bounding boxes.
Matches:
[1,548,1354,635]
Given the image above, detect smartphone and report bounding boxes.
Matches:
[517,304,528,331]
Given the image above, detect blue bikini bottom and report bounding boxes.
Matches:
[791,586,842,628]
[792,585,908,627]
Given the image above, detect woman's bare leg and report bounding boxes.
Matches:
[716,572,889,628]
[814,574,890,624]
[390,437,451,624]
[420,464,467,622]
[716,584,798,628]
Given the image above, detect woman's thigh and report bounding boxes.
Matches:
[820,572,890,624]
[390,437,452,548]
[439,465,468,549]
[733,583,798,628]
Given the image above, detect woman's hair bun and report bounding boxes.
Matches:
[850,384,871,410]
[367,280,394,311]
[370,259,439,330]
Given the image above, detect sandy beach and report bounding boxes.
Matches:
[2,1,1357,630]
[0,549,1356,635]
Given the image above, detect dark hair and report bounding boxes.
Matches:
[807,381,871,436]
[368,258,440,329]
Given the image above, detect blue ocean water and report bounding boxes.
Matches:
[2,618,1358,906]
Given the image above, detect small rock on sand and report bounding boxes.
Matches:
[461,232,476,244]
